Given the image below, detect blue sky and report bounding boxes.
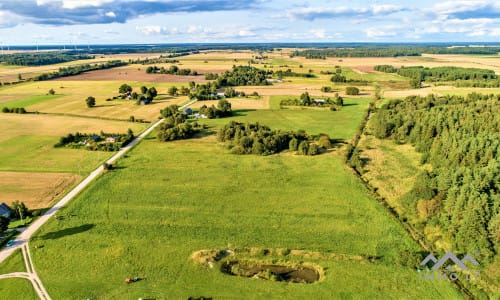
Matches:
[0,0,499,45]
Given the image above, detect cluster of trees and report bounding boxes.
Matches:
[2,107,27,114]
[0,52,92,66]
[55,129,134,151]
[128,57,179,65]
[217,121,329,156]
[205,66,270,86]
[145,65,198,75]
[157,105,202,141]
[188,82,220,100]
[33,60,127,81]
[118,84,158,104]
[274,69,316,78]
[199,99,233,119]
[452,79,500,88]
[370,93,499,261]
[223,87,246,98]
[280,92,343,110]
[375,65,497,88]
[0,200,30,232]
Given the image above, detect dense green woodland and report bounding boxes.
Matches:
[207,65,270,86]
[375,65,497,82]
[292,46,500,58]
[0,52,92,66]
[371,93,499,262]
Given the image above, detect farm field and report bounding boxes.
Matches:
[30,136,461,299]
[1,47,499,298]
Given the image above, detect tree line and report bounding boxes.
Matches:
[374,65,497,88]
[0,52,93,66]
[291,46,500,59]
[145,65,198,76]
[33,60,127,81]
[369,93,499,261]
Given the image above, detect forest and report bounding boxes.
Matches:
[291,46,500,58]
[374,65,497,82]
[0,52,93,66]
[368,93,499,261]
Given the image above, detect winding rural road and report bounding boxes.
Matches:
[0,116,166,299]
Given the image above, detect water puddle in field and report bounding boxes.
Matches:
[220,261,319,283]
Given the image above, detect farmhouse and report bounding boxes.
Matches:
[0,203,12,218]
[105,137,116,143]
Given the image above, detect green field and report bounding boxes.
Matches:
[0,249,25,274]
[30,102,461,298]
[1,94,62,108]
[201,97,369,141]
[0,278,38,299]
[0,250,35,299]
[0,113,149,173]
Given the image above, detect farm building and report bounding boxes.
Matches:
[313,99,325,105]
[105,137,116,143]
[0,203,12,218]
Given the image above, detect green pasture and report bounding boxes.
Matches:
[200,97,369,141]
[0,113,148,173]
[0,278,37,299]
[31,136,461,299]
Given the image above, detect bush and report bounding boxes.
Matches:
[86,96,96,108]
[2,107,9,113]
[318,135,332,149]
[345,86,360,95]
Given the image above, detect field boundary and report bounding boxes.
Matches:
[347,106,474,299]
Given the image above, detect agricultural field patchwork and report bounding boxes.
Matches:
[0,47,499,298]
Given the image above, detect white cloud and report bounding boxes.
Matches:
[105,11,116,18]
[489,28,500,36]
[285,4,406,20]
[433,1,492,15]
[37,0,114,9]
[136,25,163,35]
[309,29,325,39]
[0,10,23,27]
[365,28,396,38]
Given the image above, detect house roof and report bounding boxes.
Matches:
[0,203,11,217]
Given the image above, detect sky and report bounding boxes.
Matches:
[0,0,499,45]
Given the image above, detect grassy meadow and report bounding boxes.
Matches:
[2,49,499,298]
[31,136,461,299]
[0,113,148,173]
